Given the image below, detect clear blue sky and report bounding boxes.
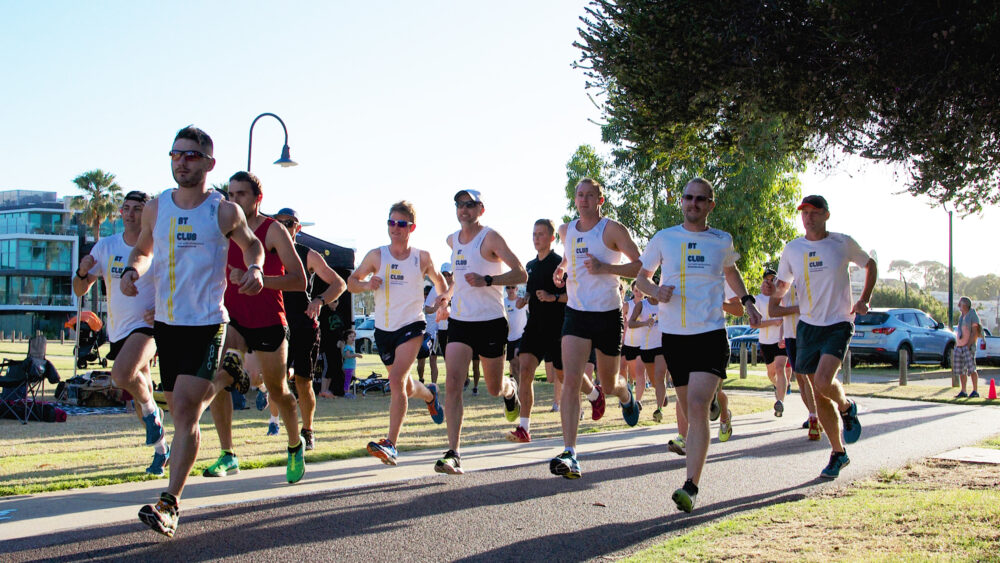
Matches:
[2,1,996,278]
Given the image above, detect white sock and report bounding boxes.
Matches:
[139,398,157,416]
[520,417,530,432]
[154,435,167,454]
[586,387,600,401]
[270,415,279,424]
[565,446,576,456]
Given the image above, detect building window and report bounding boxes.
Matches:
[13,240,72,271]
[0,276,72,306]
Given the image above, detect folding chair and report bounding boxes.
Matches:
[0,358,45,424]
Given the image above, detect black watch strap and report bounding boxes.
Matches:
[740,294,756,306]
[484,275,493,286]
[121,266,137,278]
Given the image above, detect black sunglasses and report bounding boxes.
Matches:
[278,219,298,228]
[168,149,212,162]
[387,219,413,228]
[682,194,713,203]
[455,200,480,209]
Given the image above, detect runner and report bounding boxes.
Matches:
[347,201,448,465]
[549,178,643,479]
[423,263,453,385]
[507,218,604,444]
[781,281,820,439]
[621,288,643,391]
[416,285,437,384]
[504,285,527,381]
[770,195,876,479]
[128,126,264,537]
[627,283,668,421]
[273,207,347,448]
[636,177,761,512]
[753,268,788,417]
[74,190,167,474]
[202,171,307,481]
[433,189,527,475]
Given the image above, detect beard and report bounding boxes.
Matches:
[173,168,205,189]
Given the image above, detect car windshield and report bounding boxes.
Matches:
[855,312,889,325]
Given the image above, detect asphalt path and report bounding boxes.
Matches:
[6,395,1000,562]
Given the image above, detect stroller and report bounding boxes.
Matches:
[66,312,108,370]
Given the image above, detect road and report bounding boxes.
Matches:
[4,395,1000,562]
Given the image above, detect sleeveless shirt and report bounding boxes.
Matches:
[565,218,622,312]
[450,227,504,322]
[373,245,425,331]
[225,217,286,328]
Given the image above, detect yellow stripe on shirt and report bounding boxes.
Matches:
[802,253,813,315]
[680,243,688,328]
[167,218,177,322]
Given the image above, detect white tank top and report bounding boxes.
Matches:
[450,227,504,322]
[565,218,622,312]
[153,189,229,325]
[636,298,660,350]
[623,298,640,347]
[373,246,425,331]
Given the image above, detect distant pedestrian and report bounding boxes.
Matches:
[342,330,361,398]
[954,296,982,398]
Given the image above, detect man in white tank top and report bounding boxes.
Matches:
[549,178,643,480]
[636,177,761,513]
[73,190,167,475]
[123,126,265,538]
[347,201,448,466]
[431,189,527,475]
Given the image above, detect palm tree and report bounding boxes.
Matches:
[70,169,123,241]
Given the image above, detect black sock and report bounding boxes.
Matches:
[160,491,178,507]
[288,441,302,453]
[683,479,699,494]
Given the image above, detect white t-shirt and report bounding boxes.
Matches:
[781,283,800,339]
[776,233,871,327]
[640,225,739,336]
[425,286,447,330]
[505,297,527,341]
[754,294,782,345]
[88,233,155,343]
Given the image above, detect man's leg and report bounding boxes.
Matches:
[386,337,433,445]
[546,362,561,409]
[595,350,630,404]
[258,341,299,448]
[971,368,979,394]
[109,333,158,413]
[683,372,721,486]
[429,351,439,384]
[472,357,481,392]
[166,375,217,498]
[652,355,668,409]
[293,375,315,433]
[796,372,816,413]
[517,352,541,426]
[810,353,849,454]
[444,341,474,451]
[207,329,247,453]
[773,356,787,403]
[558,335,590,450]
[417,357,426,382]
[633,359,647,401]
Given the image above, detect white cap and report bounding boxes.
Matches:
[441,262,453,273]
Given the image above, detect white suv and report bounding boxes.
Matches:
[353,315,376,354]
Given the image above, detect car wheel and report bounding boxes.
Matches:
[941,342,954,369]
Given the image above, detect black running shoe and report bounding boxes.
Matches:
[301,428,315,451]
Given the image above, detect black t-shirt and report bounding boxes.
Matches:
[283,243,316,328]
[525,251,566,328]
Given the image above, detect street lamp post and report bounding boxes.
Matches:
[947,207,954,328]
[247,112,298,172]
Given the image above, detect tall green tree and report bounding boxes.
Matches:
[70,169,123,241]
[564,145,611,222]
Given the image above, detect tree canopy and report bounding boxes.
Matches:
[576,1,1000,212]
[70,169,123,241]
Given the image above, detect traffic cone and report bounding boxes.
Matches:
[988,378,997,400]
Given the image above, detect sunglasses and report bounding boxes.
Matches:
[455,200,480,209]
[278,219,298,228]
[387,219,413,228]
[681,194,713,203]
[169,149,212,162]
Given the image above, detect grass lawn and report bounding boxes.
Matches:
[1,341,773,496]
[627,442,1000,562]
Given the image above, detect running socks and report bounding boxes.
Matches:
[270,415,279,424]
[287,441,302,453]
[565,446,576,457]
[139,398,157,416]
[586,388,600,402]
[520,417,530,432]
[153,436,168,454]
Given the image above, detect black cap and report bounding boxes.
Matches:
[797,195,829,211]
[123,190,150,204]
[763,268,777,278]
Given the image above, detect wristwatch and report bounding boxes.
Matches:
[740,294,756,306]
[76,269,89,280]
[484,275,494,286]
[248,264,263,274]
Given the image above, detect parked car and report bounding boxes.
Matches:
[729,328,764,363]
[353,315,376,354]
[726,325,753,339]
[976,328,1000,366]
[849,308,955,367]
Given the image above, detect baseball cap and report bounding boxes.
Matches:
[274,207,300,221]
[441,262,453,273]
[797,195,829,211]
[763,267,777,278]
[454,189,483,203]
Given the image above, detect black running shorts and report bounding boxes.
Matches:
[506,338,521,361]
[784,338,797,371]
[447,317,507,359]
[759,342,787,365]
[374,320,426,366]
[519,321,563,370]
[154,322,225,392]
[107,327,154,361]
[287,323,320,379]
[230,321,288,353]
[661,329,729,387]
[621,345,641,361]
[639,347,662,364]
[561,307,623,357]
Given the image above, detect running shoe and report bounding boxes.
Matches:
[652,408,663,423]
[807,418,821,441]
[549,450,581,479]
[774,399,784,418]
[802,419,810,429]
[267,421,280,436]
[507,425,531,443]
[718,411,732,442]
[434,449,463,475]
[367,438,398,465]
[426,383,444,424]
[668,435,686,456]
[551,403,560,413]
[301,428,315,451]
[672,479,698,513]
[955,391,968,398]
[221,351,250,394]
[819,451,850,479]
[146,446,170,476]
[969,391,981,398]
[202,451,239,477]
[472,386,479,396]
[255,389,268,411]
[503,378,520,423]
[138,493,179,538]
[287,441,305,483]
[590,385,606,421]
[621,385,641,427]
[840,400,862,444]
[142,407,165,446]
[344,392,357,399]
[709,391,721,422]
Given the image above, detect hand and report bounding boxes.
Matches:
[777,339,785,350]
[647,317,655,327]
[434,294,449,310]
[464,272,486,287]
[536,290,556,303]
[435,304,450,322]
[239,267,263,295]
[656,285,675,303]
[120,270,139,296]
[368,276,383,291]
[143,308,155,325]
[553,267,566,288]
[229,267,245,284]
[306,298,323,320]
[516,296,529,308]
[78,255,95,277]
[851,300,870,315]
[745,303,763,326]
[583,253,604,274]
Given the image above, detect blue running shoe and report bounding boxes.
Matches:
[820,451,850,479]
[840,400,861,444]
[256,389,268,411]
[142,407,165,446]
[146,446,170,476]
[621,384,641,427]
[267,421,280,436]
[426,383,444,424]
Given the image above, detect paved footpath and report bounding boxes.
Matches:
[4,395,1000,562]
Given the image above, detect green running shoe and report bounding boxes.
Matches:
[718,410,733,442]
[668,435,686,456]
[287,441,305,483]
[672,479,698,513]
[434,449,464,475]
[503,377,521,423]
[202,451,239,477]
